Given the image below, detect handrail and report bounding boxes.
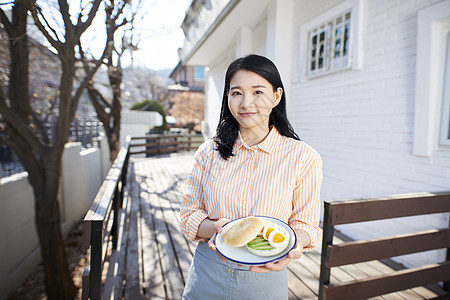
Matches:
[318,191,450,300]
[129,133,203,156]
[82,136,131,300]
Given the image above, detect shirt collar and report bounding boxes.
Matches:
[233,127,281,154]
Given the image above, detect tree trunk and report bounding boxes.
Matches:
[34,155,76,299]
[109,64,122,161]
[5,137,77,300]
[0,3,77,299]
[86,63,122,162]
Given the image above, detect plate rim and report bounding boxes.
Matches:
[214,216,297,265]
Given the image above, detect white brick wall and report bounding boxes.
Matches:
[292,0,450,268]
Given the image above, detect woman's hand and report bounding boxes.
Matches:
[249,243,304,273]
[207,218,231,262]
[249,229,308,273]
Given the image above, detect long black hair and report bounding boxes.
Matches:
[214,54,300,160]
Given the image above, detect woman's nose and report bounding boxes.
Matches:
[240,94,253,108]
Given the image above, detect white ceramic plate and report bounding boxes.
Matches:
[214,216,297,266]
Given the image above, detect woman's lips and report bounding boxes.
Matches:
[239,112,256,117]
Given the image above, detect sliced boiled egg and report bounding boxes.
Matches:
[262,223,277,240]
[268,229,289,249]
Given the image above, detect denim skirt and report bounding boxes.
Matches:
[182,242,288,300]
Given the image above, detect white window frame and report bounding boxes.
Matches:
[307,11,351,76]
[413,1,450,156]
[439,32,450,146]
[298,0,366,81]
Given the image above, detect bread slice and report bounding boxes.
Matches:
[223,216,265,247]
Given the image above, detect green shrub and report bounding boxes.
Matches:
[130,99,168,132]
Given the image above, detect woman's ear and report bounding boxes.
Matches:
[273,87,283,107]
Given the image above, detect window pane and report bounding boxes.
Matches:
[306,11,352,76]
[343,13,351,56]
[311,34,318,71]
[335,21,342,58]
[319,31,325,69]
[194,66,205,80]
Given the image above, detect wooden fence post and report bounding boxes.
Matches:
[319,201,334,300]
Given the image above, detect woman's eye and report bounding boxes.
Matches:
[254,90,263,95]
[231,91,241,96]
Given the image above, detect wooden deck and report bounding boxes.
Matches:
[101,153,445,300]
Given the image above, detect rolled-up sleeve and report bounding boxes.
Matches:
[180,142,210,242]
[289,150,323,251]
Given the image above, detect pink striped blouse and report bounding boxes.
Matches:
[180,127,323,250]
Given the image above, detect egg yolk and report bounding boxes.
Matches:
[265,227,275,239]
[272,232,285,243]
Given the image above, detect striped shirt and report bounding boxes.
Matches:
[180,127,323,250]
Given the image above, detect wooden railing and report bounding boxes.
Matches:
[319,192,450,300]
[82,136,131,300]
[81,134,203,300]
[129,134,204,156]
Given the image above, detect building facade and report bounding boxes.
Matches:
[169,51,206,132]
[179,0,450,268]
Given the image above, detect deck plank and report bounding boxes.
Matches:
[124,163,145,300]
[142,159,186,299]
[152,161,194,284]
[135,163,166,300]
[102,153,447,299]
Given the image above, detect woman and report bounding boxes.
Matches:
[180,54,322,299]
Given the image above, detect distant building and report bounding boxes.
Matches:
[178,0,450,269]
[167,49,205,132]
[170,48,206,92]
[170,63,205,93]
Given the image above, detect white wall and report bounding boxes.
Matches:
[204,58,230,138]
[0,137,111,299]
[291,0,450,268]
[187,0,450,269]
[120,110,163,145]
[198,0,450,269]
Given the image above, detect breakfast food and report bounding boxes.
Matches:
[223,216,290,257]
[223,216,265,247]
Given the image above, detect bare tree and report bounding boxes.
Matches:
[82,0,141,161]
[0,1,110,298]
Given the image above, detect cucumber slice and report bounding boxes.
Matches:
[247,237,265,245]
[248,241,269,247]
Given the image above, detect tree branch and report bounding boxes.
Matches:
[27,1,64,52]
[113,0,130,23]
[75,0,102,38]
[0,81,45,155]
[0,6,12,33]
[57,0,73,35]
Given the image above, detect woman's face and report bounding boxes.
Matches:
[228,70,282,134]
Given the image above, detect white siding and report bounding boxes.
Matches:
[292,0,450,268]
[253,19,268,56]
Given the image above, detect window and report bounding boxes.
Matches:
[440,32,450,146]
[194,66,205,81]
[298,0,366,81]
[413,1,450,156]
[308,12,351,76]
